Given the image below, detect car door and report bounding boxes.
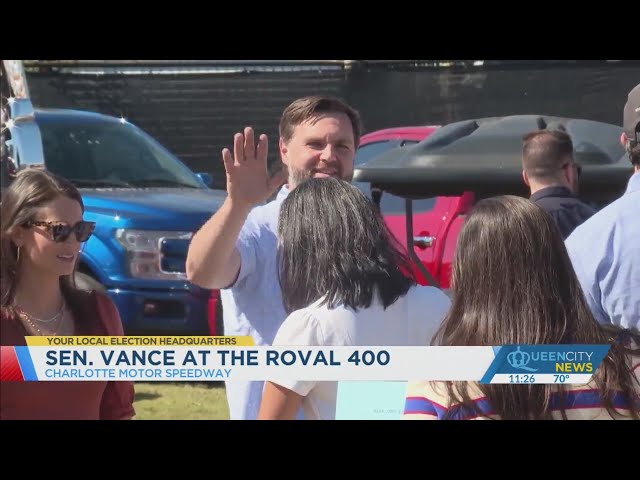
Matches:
[354,139,444,286]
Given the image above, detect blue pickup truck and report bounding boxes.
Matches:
[3,98,225,335]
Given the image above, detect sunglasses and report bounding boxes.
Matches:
[24,220,96,243]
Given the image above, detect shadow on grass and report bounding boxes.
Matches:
[134,381,225,389]
[196,382,226,389]
[135,391,162,401]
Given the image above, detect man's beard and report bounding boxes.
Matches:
[288,166,313,188]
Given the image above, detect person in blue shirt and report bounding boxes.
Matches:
[186,96,363,419]
[565,84,640,331]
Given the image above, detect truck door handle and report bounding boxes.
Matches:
[413,236,435,249]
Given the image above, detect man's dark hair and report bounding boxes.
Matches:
[623,83,640,166]
[279,95,363,148]
[522,130,574,181]
[626,141,640,166]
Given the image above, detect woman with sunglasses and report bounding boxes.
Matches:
[1,168,135,420]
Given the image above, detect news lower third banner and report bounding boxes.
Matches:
[0,337,610,385]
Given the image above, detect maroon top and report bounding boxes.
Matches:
[1,291,136,420]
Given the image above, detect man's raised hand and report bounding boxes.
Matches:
[222,127,287,208]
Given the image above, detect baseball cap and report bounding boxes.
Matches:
[623,83,640,143]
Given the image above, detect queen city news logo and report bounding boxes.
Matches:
[504,345,599,374]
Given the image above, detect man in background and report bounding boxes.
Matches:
[522,129,595,239]
[565,84,640,331]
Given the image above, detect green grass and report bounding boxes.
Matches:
[133,382,230,420]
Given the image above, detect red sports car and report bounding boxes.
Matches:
[355,125,472,289]
[355,115,628,290]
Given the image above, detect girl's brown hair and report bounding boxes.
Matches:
[432,195,639,419]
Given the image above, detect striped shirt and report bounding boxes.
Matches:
[404,363,640,420]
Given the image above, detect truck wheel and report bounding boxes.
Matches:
[75,272,107,294]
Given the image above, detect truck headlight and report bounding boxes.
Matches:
[115,229,192,280]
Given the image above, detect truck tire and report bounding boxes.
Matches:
[75,272,107,294]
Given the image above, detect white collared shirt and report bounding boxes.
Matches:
[220,187,289,420]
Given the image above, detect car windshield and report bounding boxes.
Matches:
[354,139,436,215]
[355,141,403,166]
[39,120,203,189]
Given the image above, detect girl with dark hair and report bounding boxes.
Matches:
[403,195,639,420]
[1,168,135,420]
[258,177,451,420]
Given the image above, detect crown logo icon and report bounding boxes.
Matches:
[507,346,538,372]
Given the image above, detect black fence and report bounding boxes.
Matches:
[21,60,640,190]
